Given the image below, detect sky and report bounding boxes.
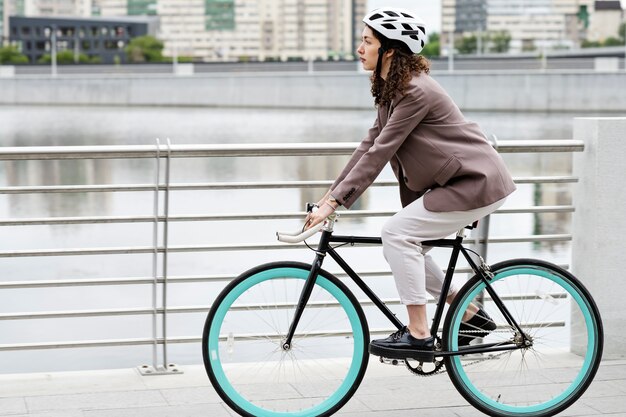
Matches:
[368,0,442,33]
[367,0,626,36]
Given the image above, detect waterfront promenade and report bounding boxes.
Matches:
[1,357,625,417]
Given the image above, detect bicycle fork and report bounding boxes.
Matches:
[282,230,331,350]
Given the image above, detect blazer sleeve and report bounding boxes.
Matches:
[331,87,430,209]
[329,114,380,195]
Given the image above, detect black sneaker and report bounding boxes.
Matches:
[458,308,497,346]
[369,327,435,362]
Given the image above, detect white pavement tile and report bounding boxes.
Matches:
[0,369,145,397]
[0,397,27,415]
[26,390,167,413]
[586,395,626,414]
[159,386,225,405]
[83,403,234,417]
[1,412,83,417]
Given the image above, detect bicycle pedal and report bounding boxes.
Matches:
[379,357,406,366]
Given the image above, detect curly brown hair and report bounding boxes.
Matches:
[369,27,431,107]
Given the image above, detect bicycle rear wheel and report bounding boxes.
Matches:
[443,259,603,417]
[202,261,369,417]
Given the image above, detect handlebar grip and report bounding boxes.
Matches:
[277,222,323,243]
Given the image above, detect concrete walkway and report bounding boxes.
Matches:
[0,359,625,417]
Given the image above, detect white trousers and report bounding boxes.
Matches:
[381,197,506,305]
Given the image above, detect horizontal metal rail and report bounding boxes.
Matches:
[0,263,573,290]
[0,176,578,195]
[0,206,574,226]
[0,292,567,321]
[0,234,571,258]
[0,140,584,161]
[0,321,567,352]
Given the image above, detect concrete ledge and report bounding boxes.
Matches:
[1,72,625,111]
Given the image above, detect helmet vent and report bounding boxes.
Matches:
[401,13,413,18]
[385,11,400,17]
[402,23,413,30]
[382,23,397,30]
[370,13,384,20]
[410,35,418,40]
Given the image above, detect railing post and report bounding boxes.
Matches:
[152,139,161,371]
[161,138,174,372]
[138,139,181,375]
[572,117,626,359]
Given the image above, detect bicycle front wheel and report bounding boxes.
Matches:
[202,261,369,417]
[443,259,603,417]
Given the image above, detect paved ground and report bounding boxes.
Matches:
[0,358,625,417]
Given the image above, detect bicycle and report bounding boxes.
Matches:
[202,206,603,417]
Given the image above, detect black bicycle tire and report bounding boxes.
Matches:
[202,261,371,417]
[442,258,603,417]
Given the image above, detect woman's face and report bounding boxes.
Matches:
[356,26,381,72]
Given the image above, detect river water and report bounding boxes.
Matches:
[0,105,593,373]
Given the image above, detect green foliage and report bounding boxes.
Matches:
[581,39,601,48]
[577,5,590,29]
[125,35,164,63]
[619,23,625,43]
[489,31,511,53]
[37,50,91,64]
[457,35,477,54]
[162,56,194,63]
[421,32,440,57]
[603,37,623,47]
[0,45,29,64]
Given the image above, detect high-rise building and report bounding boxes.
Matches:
[443,0,596,53]
[1,0,5,42]
[1,0,26,42]
[93,0,365,62]
[23,0,92,17]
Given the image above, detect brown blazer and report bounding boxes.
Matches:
[330,73,516,212]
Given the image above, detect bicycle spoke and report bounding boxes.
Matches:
[444,260,602,416]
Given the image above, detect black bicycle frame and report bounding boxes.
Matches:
[283,229,528,356]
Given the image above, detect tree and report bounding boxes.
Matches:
[603,37,623,47]
[421,32,440,57]
[581,39,601,48]
[457,35,477,54]
[619,22,625,43]
[489,31,511,53]
[37,50,91,64]
[125,35,164,63]
[0,46,29,64]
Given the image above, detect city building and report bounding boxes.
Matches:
[442,0,602,53]
[1,0,26,44]
[24,0,92,16]
[8,15,157,63]
[588,0,624,41]
[93,0,366,62]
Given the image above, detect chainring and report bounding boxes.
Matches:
[405,357,445,376]
[405,337,445,376]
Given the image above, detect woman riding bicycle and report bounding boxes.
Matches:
[305,7,517,359]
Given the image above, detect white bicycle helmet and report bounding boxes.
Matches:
[363,7,427,54]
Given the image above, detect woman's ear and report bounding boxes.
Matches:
[384,49,395,59]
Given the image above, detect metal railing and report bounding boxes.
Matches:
[0,140,583,373]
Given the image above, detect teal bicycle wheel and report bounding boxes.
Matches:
[443,259,603,417]
[203,262,369,417]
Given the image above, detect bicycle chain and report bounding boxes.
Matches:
[404,332,516,377]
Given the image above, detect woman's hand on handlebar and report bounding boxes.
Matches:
[304,202,335,230]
